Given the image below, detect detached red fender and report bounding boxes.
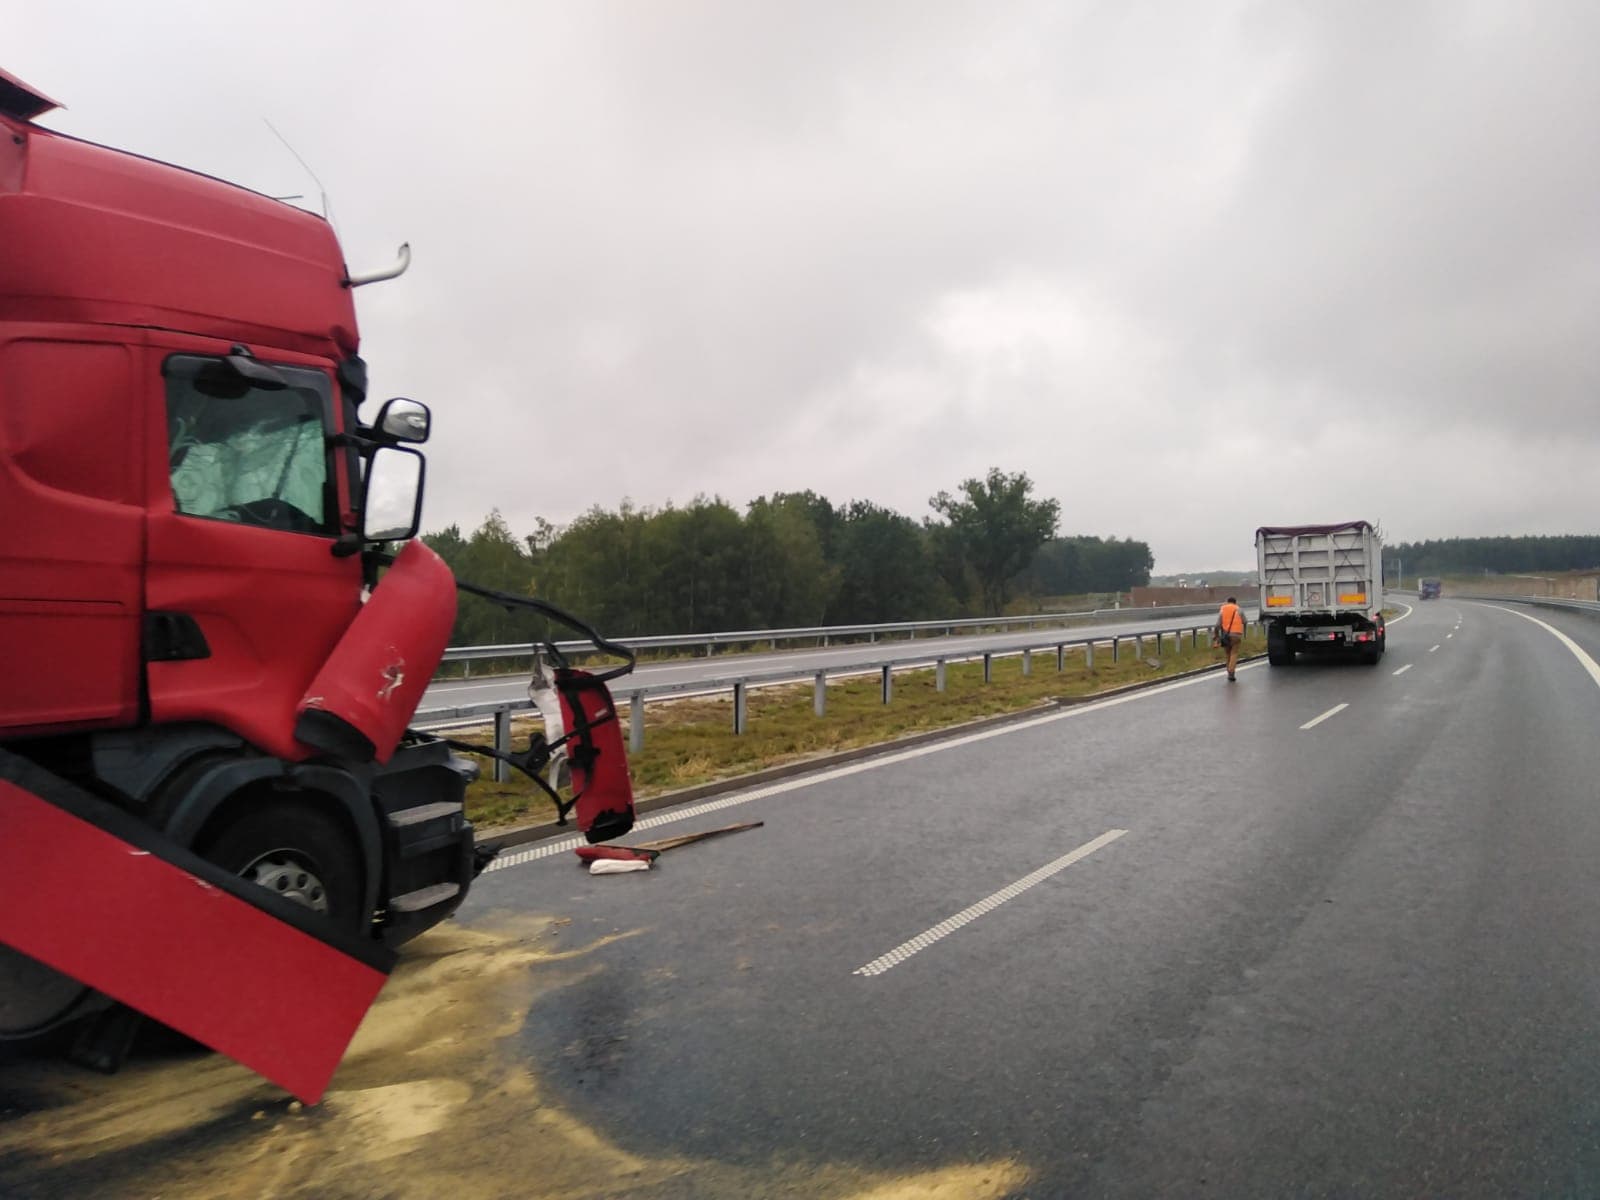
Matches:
[557,669,636,843]
[0,750,393,1104]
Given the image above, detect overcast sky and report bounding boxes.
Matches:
[14,2,1598,572]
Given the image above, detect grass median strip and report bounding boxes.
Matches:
[461,629,1265,830]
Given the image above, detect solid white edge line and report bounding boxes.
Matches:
[486,657,1239,875]
[1300,702,1349,731]
[1392,664,1413,676]
[1484,605,1600,692]
[853,829,1129,978]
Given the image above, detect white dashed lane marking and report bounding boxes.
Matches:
[1392,664,1413,676]
[1429,645,1441,653]
[1300,703,1349,731]
[853,829,1128,977]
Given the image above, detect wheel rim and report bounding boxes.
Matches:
[238,851,330,914]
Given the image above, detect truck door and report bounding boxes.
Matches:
[0,332,145,734]
[143,345,362,761]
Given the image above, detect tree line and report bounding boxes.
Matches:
[1384,535,1600,579]
[421,468,1155,646]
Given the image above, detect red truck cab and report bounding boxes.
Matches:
[0,67,479,1093]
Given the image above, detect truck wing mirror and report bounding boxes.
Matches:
[373,397,430,444]
[361,446,425,543]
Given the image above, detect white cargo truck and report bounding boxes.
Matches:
[1256,521,1387,666]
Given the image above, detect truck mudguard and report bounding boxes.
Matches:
[295,540,457,764]
[557,669,636,843]
[0,748,393,1103]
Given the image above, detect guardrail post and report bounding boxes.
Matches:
[1022,649,1032,677]
[983,652,993,683]
[869,631,876,644]
[1136,635,1145,658]
[1112,637,1120,663]
[881,664,893,704]
[706,640,715,659]
[462,661,471,680]
[936,658,947,691]
[814,672,827,716]
[1056,643,1065,671]
[733,682,748,734]
[629,694,644,753]
[1085,641,1094,668]
[493,709,510,783]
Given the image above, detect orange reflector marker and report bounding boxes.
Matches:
[0,767,393,1104]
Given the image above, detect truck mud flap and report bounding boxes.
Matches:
[0,749,394,1104]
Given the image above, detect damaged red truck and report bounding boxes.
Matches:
[0,68,632,1102]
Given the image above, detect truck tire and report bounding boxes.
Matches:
[0,946,94,1042]
[1266,623,1293,666]
[201,802,366,936]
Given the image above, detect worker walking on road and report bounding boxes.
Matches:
[1215,596,1246,682]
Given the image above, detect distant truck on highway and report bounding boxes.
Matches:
[1256,521,1387,665]
[1420,578,1442,600]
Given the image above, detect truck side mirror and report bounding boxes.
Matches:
[362,447,425,542]
[373,397,430,444]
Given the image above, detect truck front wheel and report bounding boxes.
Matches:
[0,947,94,1043]
[201,802,367,936]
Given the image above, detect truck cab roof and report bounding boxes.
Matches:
[0,68,358,359]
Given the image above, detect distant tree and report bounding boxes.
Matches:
[929,469,1060,615]
[1385,534,1600,579]
[523,516,560,561]
[422,523,468,572]
[761,490,839,562]
[450,510,536,645]
[743,497,837,627]
[537,502,652,635]
[642,497,747,632]
[829,501,948,623]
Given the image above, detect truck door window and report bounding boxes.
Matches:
[163,355,335,535]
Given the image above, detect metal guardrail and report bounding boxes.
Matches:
[419,616,1249,779]
[438,602,1221,674]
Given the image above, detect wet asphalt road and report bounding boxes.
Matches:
[461,598,1600,1196]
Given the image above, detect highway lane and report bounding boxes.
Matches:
[452,596,1600,1196]
[419,606,1231,717]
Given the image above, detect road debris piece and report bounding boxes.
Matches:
[575,821,765,869]
[588,858,651,875]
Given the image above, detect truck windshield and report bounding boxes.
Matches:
[164,356,335,536]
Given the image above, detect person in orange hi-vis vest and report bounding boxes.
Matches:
[1215,596,1246,682]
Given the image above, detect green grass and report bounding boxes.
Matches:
[460,627,1265,830]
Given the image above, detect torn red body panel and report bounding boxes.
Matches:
[557,669,636,843]
[295,540,457,763]
[0,762,393,1104]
